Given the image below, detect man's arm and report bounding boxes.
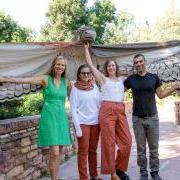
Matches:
[156,82,180,99]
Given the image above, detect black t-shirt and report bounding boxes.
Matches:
[124,73,162,117]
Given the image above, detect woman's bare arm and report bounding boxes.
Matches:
[0,75,48,87]
[84,42,106,86]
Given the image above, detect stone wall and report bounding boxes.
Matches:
[0,115,76,180]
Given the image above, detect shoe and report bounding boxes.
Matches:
[150,171,162,180]
[90,176,103,180]
[111,175,121,180]
[140,174,148,180]
[116,170,130,180]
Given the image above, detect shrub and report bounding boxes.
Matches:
[0,92,43,120]
[18,92,43,116]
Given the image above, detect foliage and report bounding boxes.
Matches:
[133,3,180,42]
[0,93,43,120]
[132,26,153,42]
[18,92,43,116]
[152,8,180,41]
[102,10,136,44]
[0,99,23,119]
[0,11,36,120]
[87,0,116,44]
[0,11,34,42]
[40,0,116,44]
[124,89,132,101]
[40,0,88,41]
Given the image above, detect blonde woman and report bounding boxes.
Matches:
[0,56,72,180]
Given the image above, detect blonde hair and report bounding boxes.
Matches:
[47,55,67,78]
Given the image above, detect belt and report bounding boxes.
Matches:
[136,113,156,118]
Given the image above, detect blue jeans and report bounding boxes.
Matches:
[132,114,159,175]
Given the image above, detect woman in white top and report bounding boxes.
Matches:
[84,43,132,180]
[70,64,102,180]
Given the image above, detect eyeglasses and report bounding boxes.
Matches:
[80,72,91,75]
[134,60,143,64]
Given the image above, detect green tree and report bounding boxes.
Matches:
[132,25,153,42]
[102,10,136,44]
[40,0,116,44]
[152,8,180,41]
[40,0,88,41]
[87,0,116,44]
[0,11,34,42]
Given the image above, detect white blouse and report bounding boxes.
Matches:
[101,77,125,102]
[70,85,101,137]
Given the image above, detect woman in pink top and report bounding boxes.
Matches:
[84,43,132,180]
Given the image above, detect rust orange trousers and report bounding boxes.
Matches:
[100,101,132,174]
[77,124,100,180]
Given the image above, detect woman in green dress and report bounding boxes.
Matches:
[0,55,72,180]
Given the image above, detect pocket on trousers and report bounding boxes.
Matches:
[132,116,140,124]
[150,114,159,121]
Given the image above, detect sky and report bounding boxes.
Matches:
[0,0,180,35]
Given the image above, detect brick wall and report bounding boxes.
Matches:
[0,115,76,180]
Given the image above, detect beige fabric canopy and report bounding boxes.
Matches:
[0,40,180,101]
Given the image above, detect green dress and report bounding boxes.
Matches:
[37,75,72,147]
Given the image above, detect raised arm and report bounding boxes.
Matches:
[0,75,48,87]
[84,42,106,85]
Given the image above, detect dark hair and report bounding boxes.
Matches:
[103,60,120,77]
[47,55,66,78]
[133,54,145,61]
[77,64,91,80]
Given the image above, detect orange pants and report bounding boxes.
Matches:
[77,124,100,180]
[100,101,132,174]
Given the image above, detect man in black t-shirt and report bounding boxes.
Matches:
[124,54,179,180]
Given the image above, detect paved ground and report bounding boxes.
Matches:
[41,100,180,180]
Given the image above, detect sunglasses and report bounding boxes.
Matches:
[80,72,91,75]
[134,60,143,64]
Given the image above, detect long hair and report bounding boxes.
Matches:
[76,64,90,80]
[103,60,120,77]
[47,55,67,78]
